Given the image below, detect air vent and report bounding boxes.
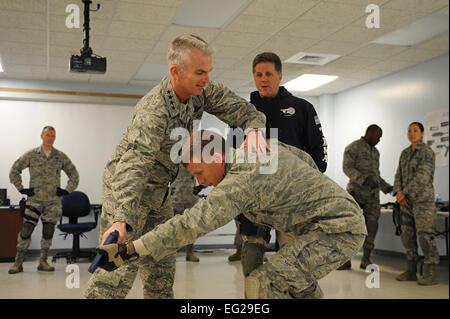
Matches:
[284,52,341,66]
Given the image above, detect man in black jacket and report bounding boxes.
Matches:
[228,52,328,275]
[251,52,327,172]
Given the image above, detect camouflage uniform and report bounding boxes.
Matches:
[343,137,393,252]
[132,142,367,299]
[9,147,79,254]
[84,77,266,299]
[171,165,201,259]
[393,142,439,265]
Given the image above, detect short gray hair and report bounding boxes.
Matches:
[167,34,214,68]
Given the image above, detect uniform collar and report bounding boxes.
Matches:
[161,77,195,121]
[410,141,426,151]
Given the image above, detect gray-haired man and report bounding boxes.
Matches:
[84,34,269,299]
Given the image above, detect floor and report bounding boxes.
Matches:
[0,249,448,299]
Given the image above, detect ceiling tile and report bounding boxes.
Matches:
[158,25,221,44]
[107,21,166,40]
[211,45,253,60]
[364,58,420,73]
[0,0,46,13]
[212,31,271,49]
[299,1,367,26]
[326,56,381,70]
[1,53,47,67]
[242,0,318,20]
[305,39,365,55]
[281,19,343,40]
[322,0,390,5]
[349,43,409,59]
[0,42,46,56]
[325,25,388,44]
[225,14,291,35]
[121,0,185,7]
[144,53,168,65]
[50,15,109,34]
[0,28,46,44]
[255,35,318,61]
[101,36,156,53]
[435,5,449,15]
[382,0,449,13]
[389,47,447,63]
[50,0,117,20]
[0,11,46,31]
[113,2,177,24]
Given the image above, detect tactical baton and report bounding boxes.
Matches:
[88,230,119,273]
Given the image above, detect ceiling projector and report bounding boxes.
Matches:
[70,54,106,74]
[69,0,106,74]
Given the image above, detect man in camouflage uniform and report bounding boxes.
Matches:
[84,35,268,299]
[171,165,203,262]
[394,122,439,285]
[340,124,393,270]
[8,126,79,274]
[96,130,366,299]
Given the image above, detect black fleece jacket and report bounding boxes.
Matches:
[250,86,327,172]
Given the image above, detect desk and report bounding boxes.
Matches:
[381,207,449,258]
[0,207,23,262]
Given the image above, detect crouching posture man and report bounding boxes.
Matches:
[96,130,366,298]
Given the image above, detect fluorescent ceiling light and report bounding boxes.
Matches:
[0,61,3,72]
[133,63,168,81]
[283,74,338,92]
[172,0,250,29]
[371,14,449,46]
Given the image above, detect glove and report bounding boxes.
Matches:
[385,185,394,194]
[193,185,207,196]
[19,188,35,197]
[363,175,379,189]
[56,187,69,197]
[97,242,138,272]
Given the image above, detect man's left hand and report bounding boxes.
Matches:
[97,242,138,272]
[241,130,272,153]
[56,187,69,197]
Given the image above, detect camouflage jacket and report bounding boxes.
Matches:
[343,137,392,196]
[133,141,367,262]
[394,142,435,203]
[104,77,266,230]
[9,147,79,202]
[170,165,198,213]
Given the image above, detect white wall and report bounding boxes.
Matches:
[316,53,449,255]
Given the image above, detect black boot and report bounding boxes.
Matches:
[337,260,351,270]
[396,260,417,281]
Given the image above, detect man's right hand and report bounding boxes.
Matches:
[19,188,35,197]
[102,221,127,244]
[396,191,409,206]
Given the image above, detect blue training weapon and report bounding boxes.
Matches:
[88,230,119,273]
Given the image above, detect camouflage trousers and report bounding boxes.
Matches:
[400,202,439,265]
[16,199,62,253]
[84,187,176,299]
[351,191,380,252]
[232,219,243,248]
[245,230,365,299]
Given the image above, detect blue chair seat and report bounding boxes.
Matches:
[58,222,97,233]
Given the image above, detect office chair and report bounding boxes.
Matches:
[52,191,101,264]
